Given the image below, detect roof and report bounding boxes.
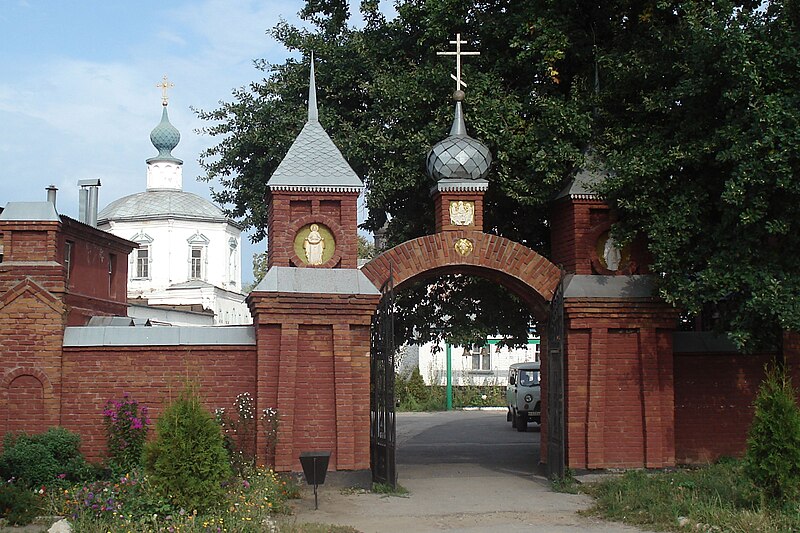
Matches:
[563,274,656,298]
[97,190,232,224]
[253,266,379,295]
[63,325,255,346]
[0,201,60,222]
[554,149,610,201]
[267,58,363,192]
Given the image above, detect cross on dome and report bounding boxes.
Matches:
[156,75,174,107]
[437,33,480,92]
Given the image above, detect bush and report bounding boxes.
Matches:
[0,427,92,489]
[215,392,257,477]
[143,383,231,513]
[745,364,800,507]
[0,483,43,525]
[103,394,150,475]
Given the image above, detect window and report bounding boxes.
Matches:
[187,232,210,281]
[64,241,73,281]
[135,247,149,279]
[470,345,491,371]
[130,232,153,280]
[190,247,203,279]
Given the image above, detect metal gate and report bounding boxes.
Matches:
[370,272,396,487]
[546,276,566,479]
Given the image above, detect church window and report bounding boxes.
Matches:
[135,247,149,279]
[187,232,210,281]
[190,247,204,279]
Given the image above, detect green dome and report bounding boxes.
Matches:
[147,106,182,164]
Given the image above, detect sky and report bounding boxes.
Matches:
[0,0,383,284]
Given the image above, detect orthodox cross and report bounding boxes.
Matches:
[156,75,174,106]
[437,33,480,92]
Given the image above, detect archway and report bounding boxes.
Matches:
[362,230,563,484]
[362,230,561,319]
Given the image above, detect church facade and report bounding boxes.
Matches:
[97,87,250,325]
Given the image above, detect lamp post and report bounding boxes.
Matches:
[446,343,453,410]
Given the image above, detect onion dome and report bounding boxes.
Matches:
[426,91,492,181]
[146,106,182,164]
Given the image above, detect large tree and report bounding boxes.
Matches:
[197,0,800,350]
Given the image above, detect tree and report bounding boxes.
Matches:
[197,0,800,350]
[594,1,800,348]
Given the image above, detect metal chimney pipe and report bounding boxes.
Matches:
[77,179,101,227]
[46,185,58,208]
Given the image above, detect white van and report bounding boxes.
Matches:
[506,361,541,432]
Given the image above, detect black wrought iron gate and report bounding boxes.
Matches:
[370,273,396,487]
[546,276,566,479]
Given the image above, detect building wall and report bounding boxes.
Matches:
[416,337,540,386]
[60,344,257,460]
[674,352,772,463]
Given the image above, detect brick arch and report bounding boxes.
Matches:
[361,230,561,320]
[1,367,54,436]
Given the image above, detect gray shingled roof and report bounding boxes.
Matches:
[267,59,363,191]
[98,190,229,224]
[268,121,363,190]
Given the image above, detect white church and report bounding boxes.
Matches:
[97,83,250,325]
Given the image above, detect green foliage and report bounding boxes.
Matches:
[143,384,231,513]
[56,467,297,532]
[745,365,800,506]
[103,394,150,476]
[357,234,375,260]
[0,484,43,526]
[0,427,92,489]
[395,369,503,411]
[584,459,800,532]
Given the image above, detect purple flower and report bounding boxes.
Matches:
[131,417,143,430]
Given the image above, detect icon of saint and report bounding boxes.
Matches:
[603,235,622,271]
[304,224,325,265]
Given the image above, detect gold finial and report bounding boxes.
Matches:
[156,75,174,106]
[437,33,480,92]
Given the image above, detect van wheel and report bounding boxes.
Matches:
[511,409,517,428]
[516,411,527,432]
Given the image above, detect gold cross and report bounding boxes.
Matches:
[156,75,174,106]
[437,33,480,92]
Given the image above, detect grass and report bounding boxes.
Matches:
[371,482,409,497]
[581,459,800,532]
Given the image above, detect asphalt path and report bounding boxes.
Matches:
[288,410,650,533]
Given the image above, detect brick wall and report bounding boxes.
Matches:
[60,345,257,460]
[674,352,774,463]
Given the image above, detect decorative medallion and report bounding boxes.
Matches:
[449,200,475,226]
[454,238,474,256]
[294,223,335,265]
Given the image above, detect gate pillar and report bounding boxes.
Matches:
[560,274,679,469]
[248,268,380,472]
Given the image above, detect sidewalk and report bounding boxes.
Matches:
[286,462,649,533]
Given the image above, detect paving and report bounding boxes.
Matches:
[288,410,651,532]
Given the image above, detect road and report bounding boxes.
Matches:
[288,410,650,533]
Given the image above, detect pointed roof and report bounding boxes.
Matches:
[267,56,363,192]
[554,147,610,200]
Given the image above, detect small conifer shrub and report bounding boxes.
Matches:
[143,383,231,513]
[744,364,800,507]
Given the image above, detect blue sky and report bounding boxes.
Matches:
[0,0,381,284]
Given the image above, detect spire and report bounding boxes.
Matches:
[308,52,318,123]
[449,96,467,136]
